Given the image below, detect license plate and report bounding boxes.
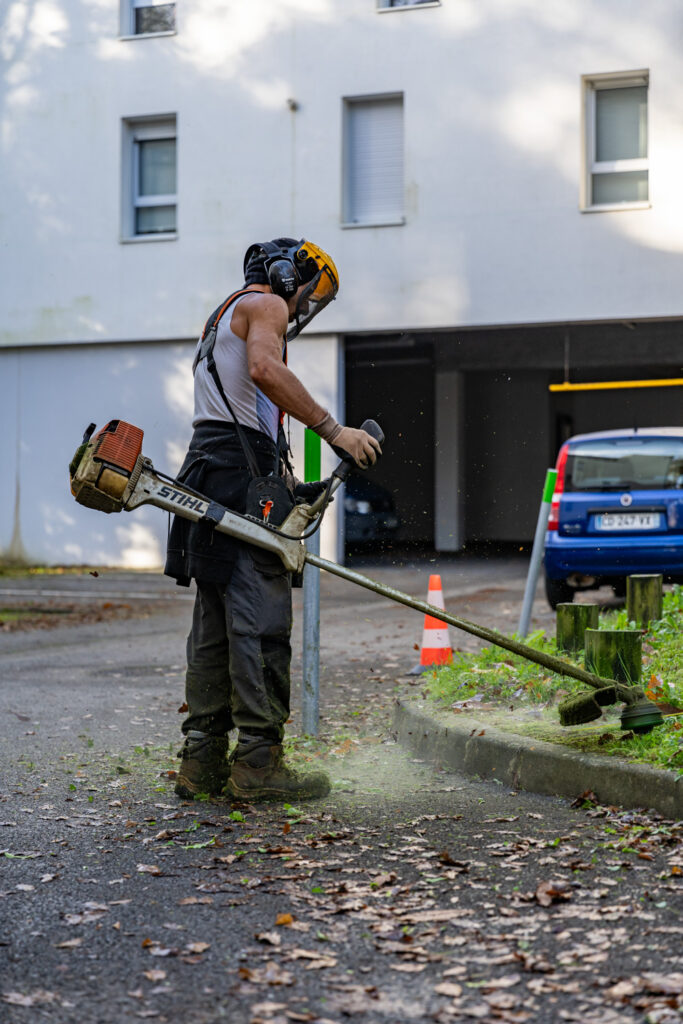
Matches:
[595,512,661,531]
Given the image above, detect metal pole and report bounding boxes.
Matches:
[517,468,558,637]
[301,430,321,736]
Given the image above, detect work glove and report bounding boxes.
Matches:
[333,426,382,469]
[294,479,331,504]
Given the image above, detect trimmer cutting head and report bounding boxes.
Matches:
[69,420,145,513]
[619,698,664,735]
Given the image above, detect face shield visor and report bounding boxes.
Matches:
[286,241,339,340]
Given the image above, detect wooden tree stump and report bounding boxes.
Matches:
[626,574,663,629]
[584,629,642,684]
[556,603,599,654]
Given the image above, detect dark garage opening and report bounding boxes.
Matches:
[343,318,683,557]
[344,335,435,558]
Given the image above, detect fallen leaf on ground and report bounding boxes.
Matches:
[535,880,572,907]
[238,962,294,986]
[185,942,210,954]
[2,990,58,1007]
[137,864,162,876]
[434,982,463,997]
[143,970,167,982]
[62,902,108,926]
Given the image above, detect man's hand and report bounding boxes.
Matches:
[334,426,382,468]
[294,479,330,503]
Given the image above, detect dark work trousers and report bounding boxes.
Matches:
[182,545,292,743]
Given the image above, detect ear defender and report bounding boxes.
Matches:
[267,258,299,300]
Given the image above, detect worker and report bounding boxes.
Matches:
[165,238,380,802]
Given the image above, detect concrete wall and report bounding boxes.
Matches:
[3,0,683,562]
[0,335,341,567]
[3,0,683,349]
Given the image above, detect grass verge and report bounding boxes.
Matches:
[425,585,683,775]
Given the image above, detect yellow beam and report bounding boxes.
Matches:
[549,378,683,393]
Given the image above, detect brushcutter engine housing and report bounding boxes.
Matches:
[70,420,147,514]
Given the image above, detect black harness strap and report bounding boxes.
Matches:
[193,290,264,481]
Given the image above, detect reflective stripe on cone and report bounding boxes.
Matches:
[409,574,453,674]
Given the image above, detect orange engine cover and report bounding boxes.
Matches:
[94,420,144,474]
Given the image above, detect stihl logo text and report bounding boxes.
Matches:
[158,485,208,514]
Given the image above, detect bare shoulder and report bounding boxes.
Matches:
[231,291,287,341]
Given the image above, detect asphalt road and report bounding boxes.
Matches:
[1,563,681,1023]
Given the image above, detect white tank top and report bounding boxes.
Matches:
[192,294,280,442]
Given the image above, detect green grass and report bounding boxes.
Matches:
[425,585,683,774]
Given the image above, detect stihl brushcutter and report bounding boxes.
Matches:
[69,420,664,735]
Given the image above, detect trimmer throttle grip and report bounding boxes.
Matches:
[331,419,385,482]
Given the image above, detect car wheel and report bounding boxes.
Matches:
[545,575,575,610]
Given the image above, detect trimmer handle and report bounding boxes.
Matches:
[331,419,385,483]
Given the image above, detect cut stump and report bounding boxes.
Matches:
[626,574,663,629]
[584,629,642,685]
[556,603,599,654]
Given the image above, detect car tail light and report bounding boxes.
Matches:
[547,443,569,531]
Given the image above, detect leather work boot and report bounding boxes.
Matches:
[225,743,331,803]
[175,731,230,799]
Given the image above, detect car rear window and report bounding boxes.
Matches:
[566,437,683,491]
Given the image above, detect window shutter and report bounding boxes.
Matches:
[345,96,404,224]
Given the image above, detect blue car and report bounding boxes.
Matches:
[544,427,683,608]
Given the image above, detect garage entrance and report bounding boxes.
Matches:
[344,318,683,556]
[344,335,435,556]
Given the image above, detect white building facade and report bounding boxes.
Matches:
[2,0,682,566]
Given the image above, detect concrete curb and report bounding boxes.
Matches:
[393,698,682,819]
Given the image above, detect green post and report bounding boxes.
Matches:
[302,429,322,736]
[304,428,321,483]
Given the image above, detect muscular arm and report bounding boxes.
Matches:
[240,293,326,427]
[233,291,380,466]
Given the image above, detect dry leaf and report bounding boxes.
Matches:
[305,957,338,970]
[55,938,83,949]
[275,913,294,926]
[137,864,162,876]
[185,942,210,954]
[434,982,463,997]
[481,973,521,992]
[2,990,58,1007]
[143,970,167,982]
[256,931,282,947]
[535,880,572,907]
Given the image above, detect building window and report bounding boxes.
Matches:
[378,0,440,8]
[583,72,649,209]
[122,0,176,37]
[122,116,177,240]
[342,94,404,227]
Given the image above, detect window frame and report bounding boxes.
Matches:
[121,115,178,243]
[341,92,406,229]
[581,70,650,213]
[377,0,441,11]
[119,0,177,40]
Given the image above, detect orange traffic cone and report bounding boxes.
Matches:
[409,574,453,674]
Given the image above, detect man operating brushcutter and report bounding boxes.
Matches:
[165,238,380,803]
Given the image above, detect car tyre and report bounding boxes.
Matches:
[545,574,575,610]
